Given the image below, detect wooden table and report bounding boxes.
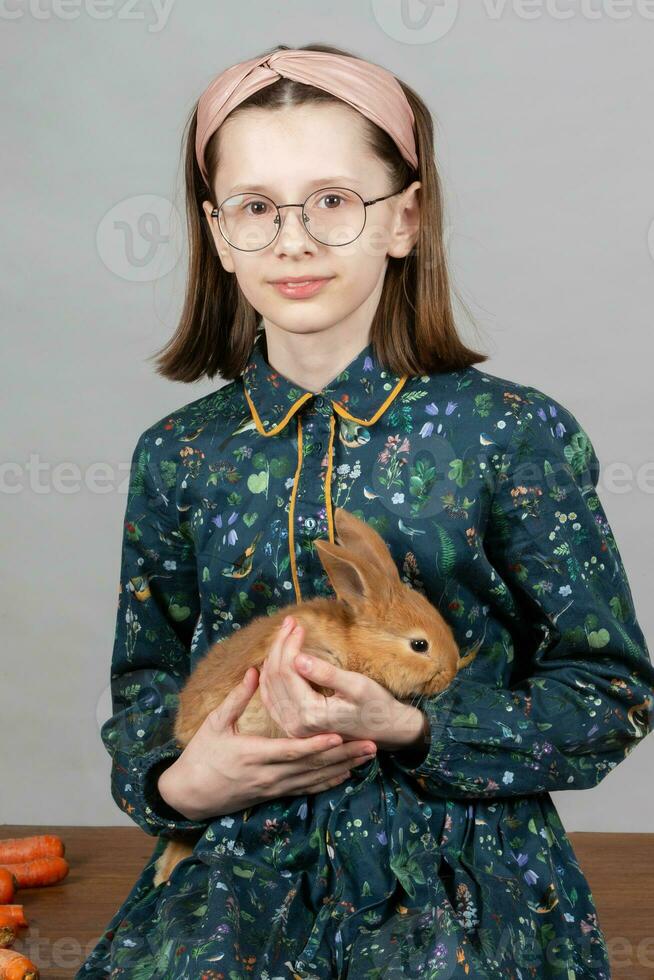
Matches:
[1,826,652,978]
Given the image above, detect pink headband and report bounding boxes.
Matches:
[195,49,418,188]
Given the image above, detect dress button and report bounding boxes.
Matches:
[314,395,325,408]
[315,442,323,452]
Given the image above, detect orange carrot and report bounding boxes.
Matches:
[0,948,40,979]
[0,926,15,949]
[0,874,14,906]
[0,859,68,890]
[0,910,27,930]
[0,837,64,864]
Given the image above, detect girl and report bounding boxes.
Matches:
[77,43,654,979]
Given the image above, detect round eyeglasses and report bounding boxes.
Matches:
[210,185,408,251]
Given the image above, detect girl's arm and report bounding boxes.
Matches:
[392,395,654,797]
[100,429,212,838]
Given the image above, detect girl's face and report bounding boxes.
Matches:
[202,103,421,341]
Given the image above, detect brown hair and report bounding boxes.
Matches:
[151,42,489,383]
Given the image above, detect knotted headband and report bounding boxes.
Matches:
[195,49,419,188]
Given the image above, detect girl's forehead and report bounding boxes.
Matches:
[215,116,385,196]
[218,104,378,167]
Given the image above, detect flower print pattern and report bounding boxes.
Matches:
[76,329,654,979]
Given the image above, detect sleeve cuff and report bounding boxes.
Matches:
[390,671,468,779]
[137,742,212,835]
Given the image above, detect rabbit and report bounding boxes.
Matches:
[152,506,477,887]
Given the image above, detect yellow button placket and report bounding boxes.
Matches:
[244,376,409,606]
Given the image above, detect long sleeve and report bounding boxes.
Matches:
[391,395,654,798]
[100,428,211,837]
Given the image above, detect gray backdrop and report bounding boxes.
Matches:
[2,0,653,832]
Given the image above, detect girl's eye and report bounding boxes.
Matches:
[241,200,268,218]
[317,194,343,210]
[243,199,270,216]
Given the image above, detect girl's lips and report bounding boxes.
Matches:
[270,277,333,299]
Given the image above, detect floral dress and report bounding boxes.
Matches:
[76,329,654,979]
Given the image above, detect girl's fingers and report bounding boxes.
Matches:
[268,616,299,658]
[258,660,270,708]
[283,627,320,702]
[262,617,326,734]
[261,620,298,715]
[269,617,294,665]
[279,625,325,727]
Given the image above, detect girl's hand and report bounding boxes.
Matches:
[258,615,427,753]
[158,665,379,821]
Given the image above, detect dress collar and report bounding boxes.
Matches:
[242,329,409,436]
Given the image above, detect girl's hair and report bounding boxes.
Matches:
[152,42,489,383]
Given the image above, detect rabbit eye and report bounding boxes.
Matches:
[410,639,429,654]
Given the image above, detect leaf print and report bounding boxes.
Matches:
[448,457,475,488]
[233,865,255,879]
[159,457,178,490]
[564,429,593,476]
[247,471,269,494]
[408,455,438,514]
[588,628,610,649]
[269,456,293,479]
[168,602,191,622]
[130,449,149,497]
[435,524,456,577]
[401,388,429,405]
[452,712,478,726]
[389,828,427,900]
[473,392,493,418]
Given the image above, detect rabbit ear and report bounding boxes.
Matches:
[331,507,402,582]
[314,537,394,610]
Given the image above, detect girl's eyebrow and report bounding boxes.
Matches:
[227,176,361,195]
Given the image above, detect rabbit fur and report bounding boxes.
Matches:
[152,506,476,887]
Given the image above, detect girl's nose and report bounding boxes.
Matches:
[274,206,315,251]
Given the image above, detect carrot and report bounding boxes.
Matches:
[0,948,39,979]
[0,837,64,864]
[0,926,16,949]
[0,910,27,930]
[0,859,68,890]
[0,859,68,891]
[0,874,14,906]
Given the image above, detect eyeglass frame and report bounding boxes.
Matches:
[209,183,411,251]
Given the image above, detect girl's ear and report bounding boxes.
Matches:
[201,200,236,273]
[387,180,421,260]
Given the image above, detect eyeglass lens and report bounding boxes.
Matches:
[218,187,366,250]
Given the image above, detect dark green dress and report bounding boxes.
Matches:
[77,330,654,979]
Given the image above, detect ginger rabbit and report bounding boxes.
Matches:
[153,506,476,887]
